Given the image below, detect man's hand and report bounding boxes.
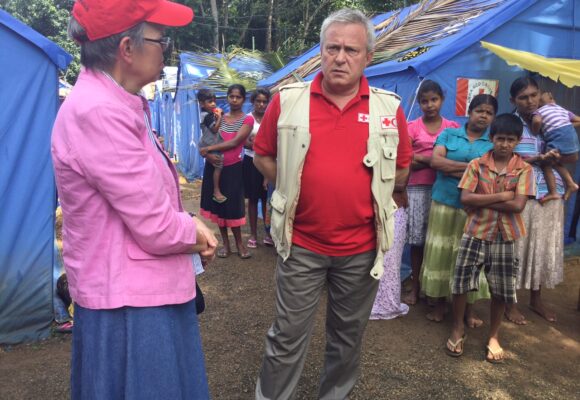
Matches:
[199,147,209,157]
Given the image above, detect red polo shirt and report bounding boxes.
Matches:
[255,73,412,256]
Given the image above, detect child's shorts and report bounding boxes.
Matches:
[210,150,224,169]
[545,125,580,155]
[452,234,518,303]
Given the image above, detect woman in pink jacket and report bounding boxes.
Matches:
[51,1,216,398]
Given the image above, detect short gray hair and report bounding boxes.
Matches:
[68,16,146,71]
[320,9,375,53]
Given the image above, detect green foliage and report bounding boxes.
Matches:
[0,0,421,81]
[1,0,80,83]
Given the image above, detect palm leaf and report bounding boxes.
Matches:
[270,0,506,92]
[178,47,274,93]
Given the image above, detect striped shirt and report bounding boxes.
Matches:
[220,114,254,166]
[514,113,564,199]
[459,151,536,242]
[533,103,575,133]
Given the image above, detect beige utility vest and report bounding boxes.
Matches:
[269,81,401,280]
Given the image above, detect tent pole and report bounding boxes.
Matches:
[407,77,423,121]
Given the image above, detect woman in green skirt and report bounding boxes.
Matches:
[420,94,498,324]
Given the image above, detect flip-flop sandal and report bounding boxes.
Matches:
[247,239,257,248]
[217,248,230,258]
[212,195,228,204]
[445,334,466,357]
[263,237,274,246]
[485,345,505,364]
[55,321,74,333]
[239,250,252,259]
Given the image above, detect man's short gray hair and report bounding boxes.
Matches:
[320,9,375,53]
[68,16,145,71]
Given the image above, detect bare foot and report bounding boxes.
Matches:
[539,192,562,204]
[465,305,483,328]
[528,303,557,322]
[426,303,446,322]
[563,182,579,201]
[486,337,505,363]
[402,289,418,306]
[504,304,528,325]
[465,310,484,328]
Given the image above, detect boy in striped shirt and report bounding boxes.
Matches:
[532,91,580,203]
[445,114,536,363]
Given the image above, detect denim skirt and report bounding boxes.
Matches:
[71,299,209,400]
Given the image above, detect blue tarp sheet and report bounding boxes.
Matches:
[259,0,579,121]
[0,10,72,344]
[160,52,271,180]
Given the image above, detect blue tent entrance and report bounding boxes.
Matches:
[0,11,72,344]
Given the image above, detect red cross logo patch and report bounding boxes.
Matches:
[358,113,369,123]
[381,115,397,129]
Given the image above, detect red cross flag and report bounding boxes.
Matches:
[455,78,499,116]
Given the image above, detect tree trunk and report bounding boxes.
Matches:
[210,0,219,51]
[299,0,331,49]
[222,0,229,51]
[236,13,254,48]
[265,0,275,52]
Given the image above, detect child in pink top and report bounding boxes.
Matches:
[404,80,459,306]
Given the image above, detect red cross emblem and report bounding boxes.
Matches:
[358,113,369,123]
[381,115,397,129]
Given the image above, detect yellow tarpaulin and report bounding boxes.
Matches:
[481,41,580,88]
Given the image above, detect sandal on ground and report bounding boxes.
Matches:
[55,321,74,333]
[247,239,257,249]
[445,334,466,357]
[212,195,227,204]
[217,248,230,258]
[239,250,252,259]
[485,345,505,364]
[263,237,274,246]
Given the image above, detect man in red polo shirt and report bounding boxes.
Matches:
[254,9,412,400]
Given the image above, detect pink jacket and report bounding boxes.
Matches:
[52,69,197,309]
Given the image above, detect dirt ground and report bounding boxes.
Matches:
[1,181,579,399]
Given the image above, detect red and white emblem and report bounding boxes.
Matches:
[381,115,397,129]
[358,113,369,123]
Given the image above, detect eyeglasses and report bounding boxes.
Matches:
[143,37,172,52]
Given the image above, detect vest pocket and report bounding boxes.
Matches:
[380,201,399,251]
[381,144,397,181]
[269,190,287,246]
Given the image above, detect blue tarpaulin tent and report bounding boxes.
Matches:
[0,10,72,344]
[260,0,578,121]
[160,52,272,180]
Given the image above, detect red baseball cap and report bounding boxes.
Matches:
[72,0,194,41]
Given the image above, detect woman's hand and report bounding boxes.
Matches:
[199,147,209,157]
[541,149,561,162]
[192,217,218,265]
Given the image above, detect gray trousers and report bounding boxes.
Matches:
[255,245,379,400]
